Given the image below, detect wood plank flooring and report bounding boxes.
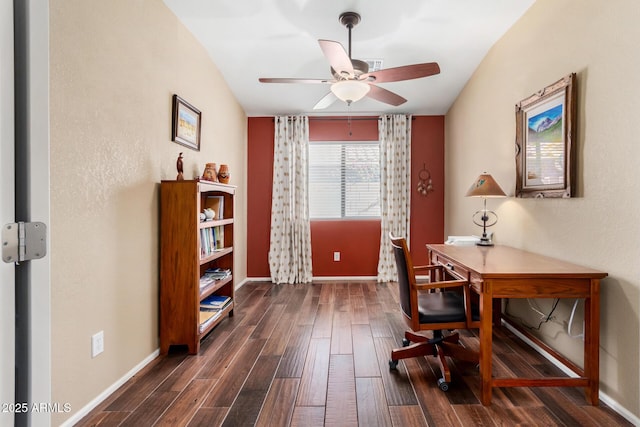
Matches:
[77,281,631,426]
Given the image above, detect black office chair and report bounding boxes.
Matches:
[388,235,479,391]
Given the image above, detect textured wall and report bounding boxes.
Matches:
[446,0,640,418]
[49,0,247,423]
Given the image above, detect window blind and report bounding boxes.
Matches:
[308,141,380,219]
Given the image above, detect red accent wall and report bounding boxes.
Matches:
[246,117,275,277]
[410,116,445,266]
[247,116,444,277]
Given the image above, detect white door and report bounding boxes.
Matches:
[0,1,16,426]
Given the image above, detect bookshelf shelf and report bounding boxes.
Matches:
[200,246,233,265]
[199,218,234,229]
[200,275,233,300]
[160,180,236,355]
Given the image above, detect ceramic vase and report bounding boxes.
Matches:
[202,163,218,182]
[217,164,230,184]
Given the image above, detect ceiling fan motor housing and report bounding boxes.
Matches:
[331,59,369,79]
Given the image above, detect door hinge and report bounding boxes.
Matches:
[2,222,47,264]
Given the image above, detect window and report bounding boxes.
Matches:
[308,141,380,219]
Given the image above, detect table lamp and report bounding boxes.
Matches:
[465,173,506,246]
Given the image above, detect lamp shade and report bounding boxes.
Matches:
[330,80,370,103]
[465,173,506,197]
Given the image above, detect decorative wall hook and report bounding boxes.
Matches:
[417,164,434,196]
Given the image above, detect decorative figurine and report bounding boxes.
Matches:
[203,208,216,221]
[176,152,184,181]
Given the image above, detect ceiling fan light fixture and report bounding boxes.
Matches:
[330,80,370,104]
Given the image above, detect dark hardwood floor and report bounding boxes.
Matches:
[77,281,630,426]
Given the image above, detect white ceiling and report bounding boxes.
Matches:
[163,0,535,117]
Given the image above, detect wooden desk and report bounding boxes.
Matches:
[427,244,607,406]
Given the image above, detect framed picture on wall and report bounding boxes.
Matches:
[515,73,576,198]
[172,94,201,151]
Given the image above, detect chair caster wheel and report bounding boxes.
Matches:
[437,378,449,391]
[402,338,410,347]
[389,359,398,370]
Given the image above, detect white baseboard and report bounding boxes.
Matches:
[59,349,160,427]
[502,321,640,426]
[311,276,378,281]
[240,276,272,283]
[244,276,379,283]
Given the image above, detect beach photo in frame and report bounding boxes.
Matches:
[172,94,201,151]
[515,73,576,198]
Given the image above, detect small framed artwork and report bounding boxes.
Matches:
[515,73,576,198]
[172,94,201,151]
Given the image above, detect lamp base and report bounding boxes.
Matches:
[476,236,493,246]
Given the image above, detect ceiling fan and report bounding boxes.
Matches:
[258,11,440,110]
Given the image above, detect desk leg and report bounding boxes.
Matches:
[493,298,502,328]
[584,279,601,405]
[480,282,493,405]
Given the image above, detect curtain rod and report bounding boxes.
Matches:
[309,117,379,122]
[272,116,414,122]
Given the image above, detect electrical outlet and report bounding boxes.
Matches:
[333,251,340,261]
[92,331,104,358]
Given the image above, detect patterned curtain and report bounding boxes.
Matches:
[377,114,412,282]
[269,116,313,284]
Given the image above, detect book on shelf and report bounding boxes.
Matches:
[199,268,231,291]
[199,226,226,258]
[199,275,215,289]
[199,309,217,324]
[200,294,231,310]
[207,196,224,220]
[203,267,231,280]
[215,226,224,249]
[199,308,223,332]
[211,226,218,252]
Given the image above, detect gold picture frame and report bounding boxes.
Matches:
[172,94,201,151]
[515,73,576,198]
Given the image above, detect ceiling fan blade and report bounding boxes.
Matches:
[259,77,332,84]
[313,92,338,110]
[364,62,440,83]
[366,85,407,106]
[318,39,354,78]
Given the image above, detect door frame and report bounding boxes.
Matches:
[14,0,51,425]
[1,0,16,424]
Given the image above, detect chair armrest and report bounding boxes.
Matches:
[413,264,442,272]
[415,279,468,291]
[414,264,446,285]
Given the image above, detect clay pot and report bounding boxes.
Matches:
[202,163,218,182]
[217,164,230,184]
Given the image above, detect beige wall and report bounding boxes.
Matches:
[50,0,247,423]
[446,0,640,419]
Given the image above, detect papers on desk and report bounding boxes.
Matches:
[445,235,480,245]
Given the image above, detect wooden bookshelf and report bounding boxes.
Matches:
[159,180,235,354]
